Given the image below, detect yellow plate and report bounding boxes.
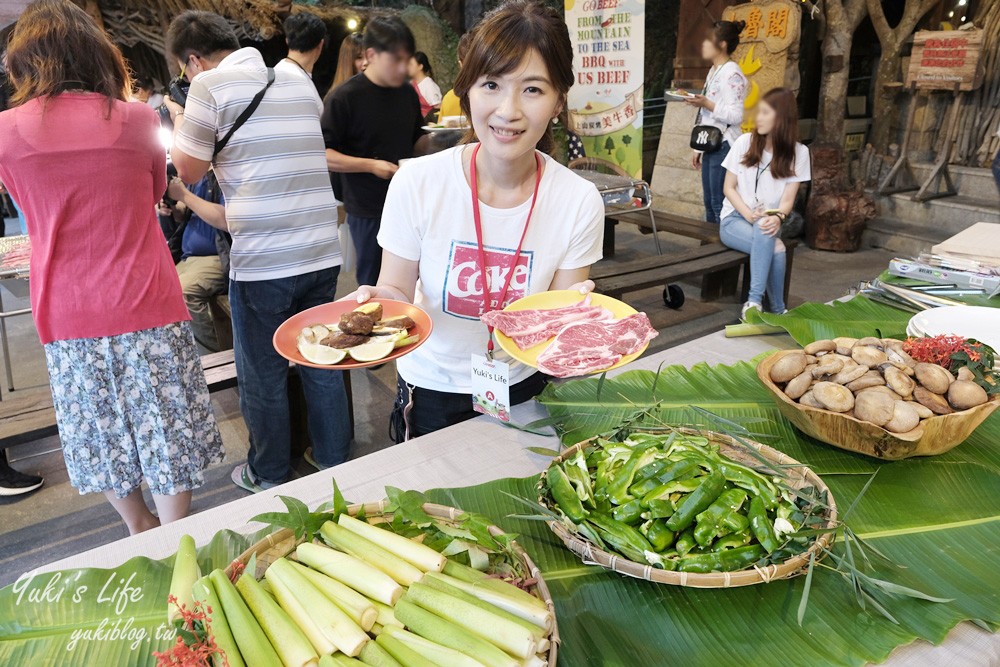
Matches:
[494,291,647,374]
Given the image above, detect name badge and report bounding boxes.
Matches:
[471,354,511,422]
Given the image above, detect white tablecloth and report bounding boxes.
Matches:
[34,331,998,666]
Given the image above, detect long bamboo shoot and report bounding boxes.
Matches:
[192,575,246,667]
[208,569,282,667]
[393,599,517,667]
[320,521,423,586]
[288,561,377,631]
[236,572,319,667]
[338,514,446,572]
[380,625,486,667]
[297,543,402,606]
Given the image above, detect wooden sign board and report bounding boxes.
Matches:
[905,29,984,91]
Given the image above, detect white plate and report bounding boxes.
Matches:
[908,306,1000,351]
[665,89,695,100]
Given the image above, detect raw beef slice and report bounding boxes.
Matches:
[536,313,658,378]
[480,298,613,350]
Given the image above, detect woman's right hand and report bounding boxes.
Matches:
[691,151,702,170]
[338,284,410,304]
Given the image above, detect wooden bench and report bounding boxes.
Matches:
[607,209,723,245]
[1,350,355,453]
[592,240,797,305]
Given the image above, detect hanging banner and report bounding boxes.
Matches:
[564,0,645,178]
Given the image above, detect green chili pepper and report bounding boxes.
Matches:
[606,443,659,505]
[646,499,674,519]
[712,531,752,551]
[644,520,676,551]
[666,470,726,532]
[675,528,696,556]
[563,451,595,507]
[748,496,781,554]
[721,510,750,533]
[676,545,765,573]
[547,465,589,523]
[611,499,644,525]
[693,488,748,547]
[717,462,779,509]
[640,477,703,508]
[629,459,699,497]
[588,513,653,560]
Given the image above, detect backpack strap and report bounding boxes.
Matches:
[213,67,275,158]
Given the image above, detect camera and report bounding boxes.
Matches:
[156,74,191,128]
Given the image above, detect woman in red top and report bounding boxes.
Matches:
[0,0,223,534]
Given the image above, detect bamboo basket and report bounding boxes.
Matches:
[758,350,1000,460]
[225,500,559,666]
[540,429,838,589]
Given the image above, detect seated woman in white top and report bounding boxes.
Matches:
[719,87,810,319]
[408,51,442,118]
[347,1,604,439]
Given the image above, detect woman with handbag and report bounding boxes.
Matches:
[687,20,748,224]
[720,88,810,320]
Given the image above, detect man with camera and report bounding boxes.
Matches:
[165,10,350,493]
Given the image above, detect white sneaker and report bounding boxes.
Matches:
[740,301,762,321]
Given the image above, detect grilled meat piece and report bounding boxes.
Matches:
[379,315,416,330]
[320,332,370,349]
[339,311,375,335]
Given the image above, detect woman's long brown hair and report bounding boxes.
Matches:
[453,0,574,154]
[5,0,130,108]
[741,87,799,179]
[326,33,363,98]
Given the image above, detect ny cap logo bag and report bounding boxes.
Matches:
[689,65,727,153]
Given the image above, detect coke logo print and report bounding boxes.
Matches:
[443,241,533,319]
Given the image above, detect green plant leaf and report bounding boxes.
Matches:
[744,295,914,345]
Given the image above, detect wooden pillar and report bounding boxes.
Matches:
[672,0,740,88]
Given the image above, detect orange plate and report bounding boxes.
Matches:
[273,299,433,370]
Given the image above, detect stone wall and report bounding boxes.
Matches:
[649,101,707,218]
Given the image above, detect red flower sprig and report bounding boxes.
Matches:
[152,595,221,667]
[903,334,981,369]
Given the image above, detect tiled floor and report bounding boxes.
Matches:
[0,216,896,585]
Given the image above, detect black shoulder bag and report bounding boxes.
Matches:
[212,68,275,159]
[689,66,727,153]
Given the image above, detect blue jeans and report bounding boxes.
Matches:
[230,266,351,485]
[347,214,382,286]
[720,212,787,312]
[701,141,731,224]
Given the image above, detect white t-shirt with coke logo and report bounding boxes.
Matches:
[377,146,605,393]
[720,132,811,221]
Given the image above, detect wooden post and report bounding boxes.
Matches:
[912,81,961,202]
[877,82,920,196]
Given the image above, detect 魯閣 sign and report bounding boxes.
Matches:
[906,29,984,91]
[565,0,645,178]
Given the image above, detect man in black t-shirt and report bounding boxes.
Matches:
[321,17,424,287]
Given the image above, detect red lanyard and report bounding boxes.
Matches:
[470,143,543,355]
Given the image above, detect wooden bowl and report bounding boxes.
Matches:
[540,429,837,588]
[757,350,1000,460]
[226,500,558,666]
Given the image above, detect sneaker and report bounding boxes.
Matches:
[740,301,763,322]
[0,458,44,497]
[230,463,264,493]
[302,447,331,472]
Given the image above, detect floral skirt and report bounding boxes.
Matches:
[43,322,224,498]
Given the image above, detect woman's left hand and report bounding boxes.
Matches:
[685,94,714,112]
[758,215,781,237]
[566,280,595,295]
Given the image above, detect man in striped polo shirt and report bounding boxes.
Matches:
[166,11,351,492]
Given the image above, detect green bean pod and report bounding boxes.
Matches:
[547,465,589,523]
[676,545,766,573]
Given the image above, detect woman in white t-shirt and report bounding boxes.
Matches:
[408,51,442,119]
[720,88,810,319]
[348,1,604,439]
[686,20,748,224]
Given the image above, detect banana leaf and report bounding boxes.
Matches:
[744,295,913,345]
[0,528,268,666]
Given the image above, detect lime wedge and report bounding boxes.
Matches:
[299,342,348,365]
[348,340,395,362]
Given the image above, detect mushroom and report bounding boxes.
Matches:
[913,386,953,415]
[799,390,824,409]
[886,346,917,369]
[852,346,888,368]
[853,390,895,426]
[813,381,855,412]
[956,367,975,382]
[947,380,989,411]
[812,356,844,378]
[846,370,886,392]
[911,402,934,419]
[784,370,814,400]
[804,354,818,364]
[832,361,868,385]
[914,363,954,395]
[884,401,921,433]
[833,337,858,355]
[882,338,905,353]
[770,353,808,384]
[804,340,837,355]
[856,336,884,349]
[859,385,904,401]
[883,366,915,398]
